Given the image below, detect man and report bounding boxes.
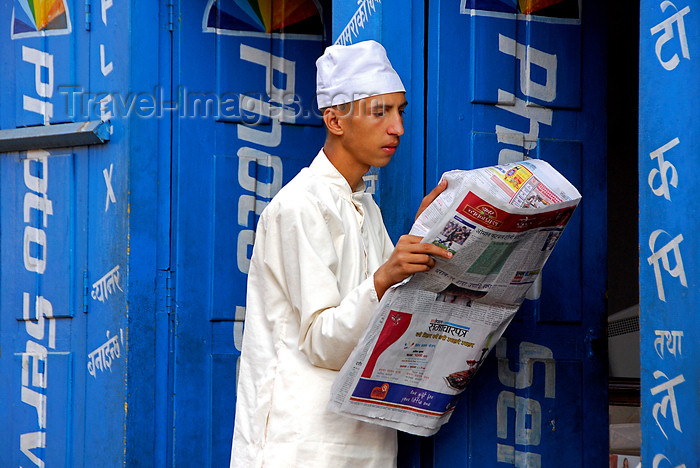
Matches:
[231,40,450,468]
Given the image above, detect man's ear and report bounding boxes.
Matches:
[323,107,345,136]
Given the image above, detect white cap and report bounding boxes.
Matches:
[315,40,405,109]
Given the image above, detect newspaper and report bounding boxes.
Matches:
[328,159,581,436]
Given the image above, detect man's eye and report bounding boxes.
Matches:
[399,109,407,116]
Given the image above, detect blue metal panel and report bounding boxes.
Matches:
[172,1,327,465]
[11,152,78,321]
[420,0,607,466]
[468,2,581,109]
[81,0,132,465]
[1,9,93,448]
[1,0,166,466]
[11,351,73,467]
[12,3,76,127]
[435,341,584,467]
[0,145,89,468]
[639,0,700,465]
[122,0,167,464]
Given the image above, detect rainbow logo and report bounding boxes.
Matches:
[462,0,580,22]
[11,0,72,39]
[203,0,323,39]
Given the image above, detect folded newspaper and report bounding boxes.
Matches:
[328,159,581,436]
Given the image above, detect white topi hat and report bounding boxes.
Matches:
[315,40,405,109]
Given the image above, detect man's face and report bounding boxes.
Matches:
[338,92,407,170]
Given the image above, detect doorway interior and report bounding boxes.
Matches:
[606,1,641,465]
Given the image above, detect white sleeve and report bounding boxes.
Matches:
[260,199,382,371]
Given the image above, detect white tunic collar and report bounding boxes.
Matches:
[309,149,368,196]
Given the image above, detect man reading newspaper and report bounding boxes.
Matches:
[230,40,451,468]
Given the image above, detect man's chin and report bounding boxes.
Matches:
[373,155,394,168]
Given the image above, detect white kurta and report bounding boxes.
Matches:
[231,150,398,468]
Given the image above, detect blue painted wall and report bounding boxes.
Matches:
[1,0,167,466]
[639,0,699,465]
[170,1,328,466]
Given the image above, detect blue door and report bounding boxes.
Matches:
[639,0,699,465]
[170,1,330,465]
[331,0,609,465]
[426,2,607,466]
[0,0,166,466]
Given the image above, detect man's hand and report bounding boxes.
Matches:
[374,235,452,299]
[415,179,447,221]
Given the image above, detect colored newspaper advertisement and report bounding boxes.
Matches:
[328,159,582,436]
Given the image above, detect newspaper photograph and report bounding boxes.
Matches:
[328,159,582,436]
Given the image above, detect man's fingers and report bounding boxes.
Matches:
[411,253,436,268]
[401,242,452,259]
[397,234,424,244]
[415,179,448,220]
[425,244,453,258]
[425,178,448,203]
[400,258,435,274]
[401,251,447,270]
[375,232,455,298]
[389,234,453,278]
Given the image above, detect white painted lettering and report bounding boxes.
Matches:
[497,443,542,468]
[654,330,684,359]
[496,390,542,445]
[23,294,56,349]
[650,370,685,439]
[100,94,114,121]
[499,34,557,102]
[21,47,54,124]
[24,192,54,227]
[647,229,687,302]
[240,44,296,121]
[237,230,255,274]
[235,43,293,317]
[20,431,46,468]
[238,195,268,226]
[21,386,47,429]
[24,151,49,195]
[23,226,47,274]
[648,137,679,200]
[236,148,283,199]
[653,453,687,468]
[497,340,556,397]
[650,1,691,71]
[19,151,53,467]
[100,44,114,76]
[237,114,282,147]
[23,96,54,124]
[103,164,116,212]
[22,47,54,98]
[496,339,555,467]
[23,341,49,389]
[101,0,113,25]
[496,90,553,151]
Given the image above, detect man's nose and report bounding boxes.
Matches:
[388,114,404,136]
